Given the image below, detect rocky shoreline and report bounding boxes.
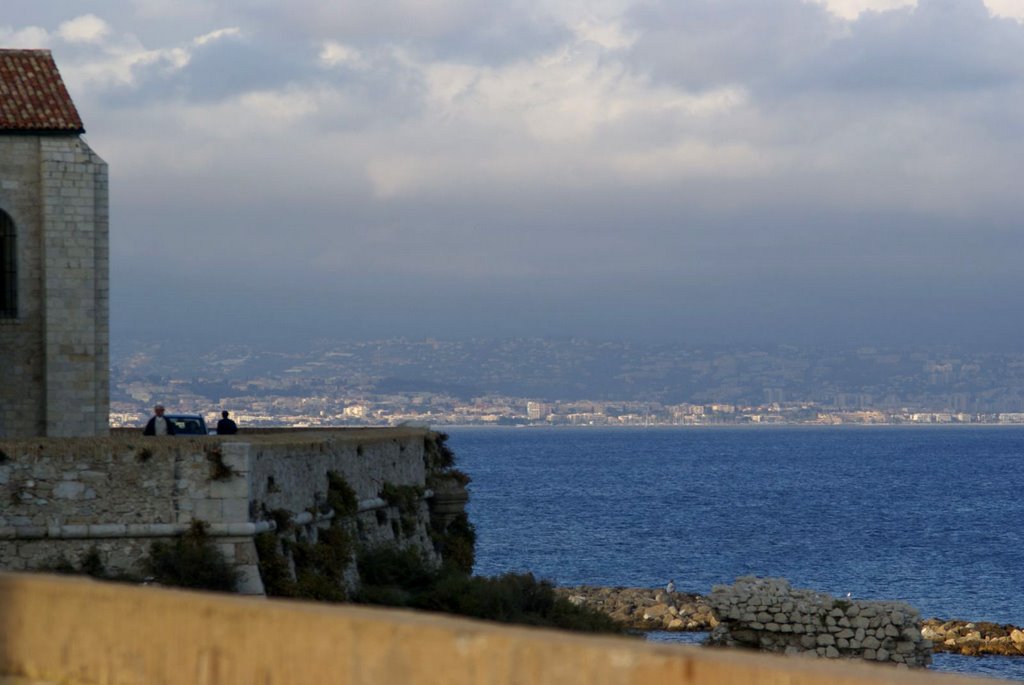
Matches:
[556,586,718,632]
[557,586,1024,658]
[922,619,1024,657]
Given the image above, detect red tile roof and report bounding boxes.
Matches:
[0,49,84,133]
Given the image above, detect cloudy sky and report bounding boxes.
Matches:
[4,0,1024,349]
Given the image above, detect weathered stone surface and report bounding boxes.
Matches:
[554,585,717,632]
[921,618,1024,656]
[705,577,931,668]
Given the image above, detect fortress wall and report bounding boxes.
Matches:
[248,429,427,510]
[248,428,439,564]
[0,572,991,685]
[0,428,446,593]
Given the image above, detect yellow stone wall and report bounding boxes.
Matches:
[0,572,992,685]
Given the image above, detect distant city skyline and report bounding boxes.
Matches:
[110,336,1024,428]
[5,1,1024,350]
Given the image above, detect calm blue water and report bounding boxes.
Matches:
[448,426,1024,681]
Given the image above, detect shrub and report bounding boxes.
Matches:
[381,483,423,513]
[353,545,623,635]
[144,521,239,592]
[206,447,236,481]
[417,572,622,633]
[269,508,293,532]
[326,471,359,517]
[79,547,106,578]
[288,525,353,602]
[423,432,455,470]
[432,512,476,575]
[255,531,296,597]
[356,544,437,596]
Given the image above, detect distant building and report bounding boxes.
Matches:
[526,401,549,421]
[0,50,109,437]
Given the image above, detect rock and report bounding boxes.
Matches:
[901,627,921,642]
[643,604,669,620]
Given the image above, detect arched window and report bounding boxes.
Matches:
[0,210,15,318]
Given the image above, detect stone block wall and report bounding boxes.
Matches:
[249,429,440,566]
[39,137,109,437]
[0,136,46,437]
[708,577,932,668]
[0,134,108,438]
[0,428,460,596]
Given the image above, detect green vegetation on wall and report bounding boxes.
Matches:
[144,521,240,592]
[381,482,424,537]
[206,447,236,481]
[431,511,475,575]
[326,470,359,517]
[424,432,471,487]
[255,472,359,602]
[44,547,131,582]
[423,432,455,471]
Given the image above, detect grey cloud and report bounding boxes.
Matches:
[10,1,1024,349]
[239,0,571,65]
[93,36,316,106]
[795,0,1024,93]
[627,0,1024,96]
[625,0,834,91]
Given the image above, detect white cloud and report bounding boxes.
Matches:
[57,14,112,44]
[58,40,190,91]
[571,17,636,49]
[809,0,917,20]
[811,0,1024,23]
[985,0,1024,21]
[0,25,52,48]
[319,41,367,69]
[193,27,241,46]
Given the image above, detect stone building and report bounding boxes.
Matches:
[0,50,108,437]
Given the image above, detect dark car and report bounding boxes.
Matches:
[164,413,209,435]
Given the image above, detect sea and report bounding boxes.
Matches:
[446,426,1024,681]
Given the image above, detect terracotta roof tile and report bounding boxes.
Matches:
[0,49,84,133]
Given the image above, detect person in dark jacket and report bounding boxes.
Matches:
[216,410,238,435]
[143,404,176,436]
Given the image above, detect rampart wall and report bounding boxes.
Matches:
[0,428,460,594]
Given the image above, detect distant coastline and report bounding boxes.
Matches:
[556,586,1024,659]
[440,422,1024,429]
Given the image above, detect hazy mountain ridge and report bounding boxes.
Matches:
[111,338,1024,413]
